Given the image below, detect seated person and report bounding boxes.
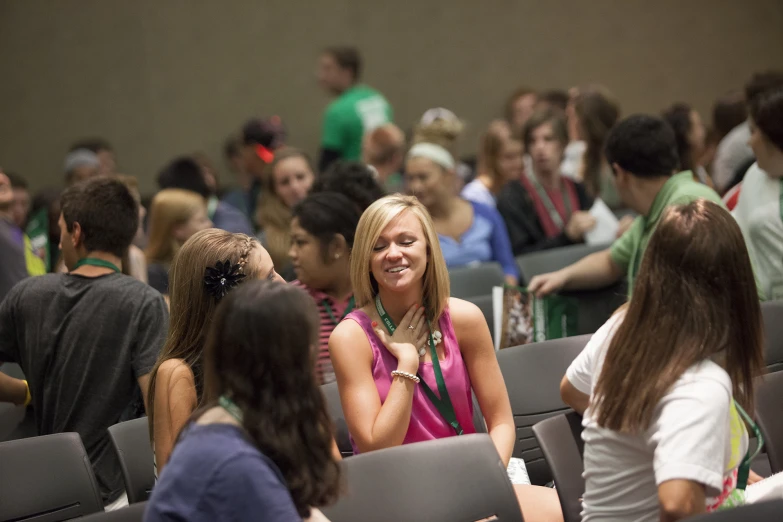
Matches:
[329,195,562,522]
[362,123,406,194]
[311,160,385,212]
[497,108,596,256]
[145,189,212,294]
[147,229,283,474]
[0,178,168,508]
[461,121,524,208]
[146,281,339,521]
[406,142,520,285]
[561,200,764,520]
[528,115,723,298]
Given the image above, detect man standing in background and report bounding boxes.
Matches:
[317,46,393,172]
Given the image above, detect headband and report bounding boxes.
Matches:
[420,107,459,126]
[407,143,455,171]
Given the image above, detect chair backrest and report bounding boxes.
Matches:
[762,300,783,372]
[516,243,611,280]
[685,499,783,521]
[563,281,627,336]
[0,432,104,521]
[532,412,585,522]
[497,334,590,485]
[75,502,147,521]
[465,293,494,342]
[322,381,353,457]
[755,371,783,474]
[321,434,523,522]
[449,262,505,299]
[107,418,154,504]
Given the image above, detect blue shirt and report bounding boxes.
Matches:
[145,423,301,522]
[213,201,254,235]
[438,201,520,279]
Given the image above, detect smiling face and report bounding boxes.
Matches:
[370,210,429,294]
[289,217,335,288]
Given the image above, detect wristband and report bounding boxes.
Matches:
[22,380,31,407]
[391,370,420,384]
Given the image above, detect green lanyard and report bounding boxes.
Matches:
[219,395,244,423]
[734,400,763,491]
[207,196,219,221]
[73,257,121,273]
[374,295,463,435]
[322,296,356,326]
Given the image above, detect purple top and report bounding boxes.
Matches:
[346,306,476,453]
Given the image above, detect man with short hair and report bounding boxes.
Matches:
[362,123,405,193]
[317,46,393,171]
[528,114,724,297]
[0,177,168,509]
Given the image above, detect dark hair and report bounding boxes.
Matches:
[712,90,747,141]
[750,87,783,151]
[504,87,537,123]
[60,178,138,257]
[324,46,361,81]
[69,138,112,153]
[241,117,286,148]
[223,136,242,160]
[157,157,211,198]
[522,108,569,150]
[575,86,621,197]
[745,70,783,107]
[661,103,695,172]
[5,171,27,190]
[312,161,384,212]
[292,192,361,262]
[200,281,341,516]
[593,200,764,432]
[537,89,569,112]
[605,114,679,178]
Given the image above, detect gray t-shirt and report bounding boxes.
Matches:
[0,272,168,502]
[0,217,29,302]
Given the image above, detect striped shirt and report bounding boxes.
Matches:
[291,280,353,384]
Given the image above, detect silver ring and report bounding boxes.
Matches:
[407,325,415,330]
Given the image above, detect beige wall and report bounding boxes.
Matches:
[1,0,782,194]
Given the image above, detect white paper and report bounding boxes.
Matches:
[492,286,504,351]
[746,471,783,503]
[585,198,620,245]
[507,457,532,485]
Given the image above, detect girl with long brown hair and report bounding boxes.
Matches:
[561,199,765,521]
[145,281,340,521]
[146,228,283,475]
[461,121,525,208]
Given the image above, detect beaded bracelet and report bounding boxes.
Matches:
[391,370,420,384]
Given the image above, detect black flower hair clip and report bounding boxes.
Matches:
[204,260,246,301]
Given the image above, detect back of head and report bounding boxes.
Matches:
[712,90,747,140]
[202,280,341,516]
[145,189,207,264]
[537,89,569,112]
[324,46,362,82]
[661,102,694,172]
[749,87,783,151]
[312,160,385,212]
[64,149,101,185]
[522,107,569,151]
[60,177,138,257]
[413,108,465,158]
[576,86,621,194]
[351,194,449,321]
[604,114,679,178]
[593,200,763,432]
[364,123,405,166]
[478,120,513,178]
[292,192,361,252]
[157,157,211,198]
[241,116,287,149]
[745,70,783,107]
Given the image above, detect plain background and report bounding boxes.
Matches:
[1,0,782,194]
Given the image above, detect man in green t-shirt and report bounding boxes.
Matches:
[317,46,393,172]
[528,114,724,298]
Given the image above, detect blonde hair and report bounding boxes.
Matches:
[412,115,465,159]
[351,195,450,321]
[145,189,206,264]
[147,228,262,443]
[256,148,313,268]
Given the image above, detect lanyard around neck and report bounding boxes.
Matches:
[734,400,763,491]
[207,196,219,220]
[322,296,356,326]
[374,295,463,435]
[529,173,572,229]
[219,395,244,424]
[73,257,121,273]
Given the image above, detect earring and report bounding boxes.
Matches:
[334,253,340,260]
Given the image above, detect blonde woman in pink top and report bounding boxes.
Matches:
[329,195,562,522]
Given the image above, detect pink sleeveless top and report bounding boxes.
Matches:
[346,306,476,453]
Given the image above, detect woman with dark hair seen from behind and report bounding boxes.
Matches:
[311,160,385,212]
[568,86,623,209]
[145,281,340,522]
[662,103,713,188]
[735,86,783,301]
[290,193,361,385]
[147,229,283,475]
[461,121,525,208]
[561,199,765,520]
[497,108,595,256]
[256,148,316,279]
